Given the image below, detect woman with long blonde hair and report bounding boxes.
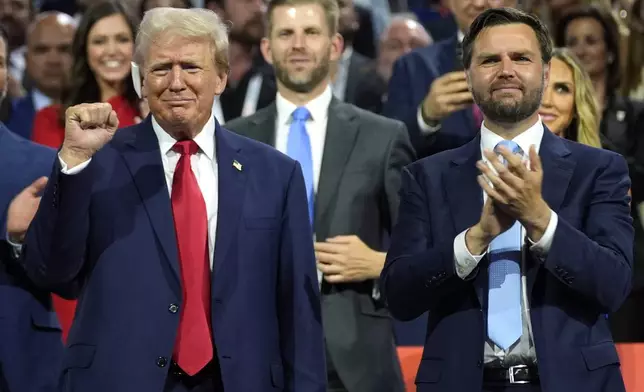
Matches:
[539,47,602,147]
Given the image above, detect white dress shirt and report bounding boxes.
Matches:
[32,88,53,112]
[274,85,332,284]
[274,85,332,194]
[452,118,559,365]
[58,115,219,270]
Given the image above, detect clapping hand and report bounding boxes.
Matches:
[477,145,551,240]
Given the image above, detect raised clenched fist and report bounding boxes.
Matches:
[60,103,119,168]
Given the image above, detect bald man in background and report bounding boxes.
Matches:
[6,12,76,139]
[353,14,432,114]
[377,14,432,83]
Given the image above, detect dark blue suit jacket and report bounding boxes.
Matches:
[22,118,327,392]
[0,125,62,392]
[383,37,479,158]
[381,130,633,392]
[6,94,37,140]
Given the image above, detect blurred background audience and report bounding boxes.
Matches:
[1,0,643,380]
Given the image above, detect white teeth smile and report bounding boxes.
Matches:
[103,60,123,68]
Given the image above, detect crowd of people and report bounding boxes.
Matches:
[0,0,643,390]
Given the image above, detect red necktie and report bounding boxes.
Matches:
[171,140,213,376]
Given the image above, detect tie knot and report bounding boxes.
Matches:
[292,106,310,122]
[494,140,524,156]
[172,140,200,156]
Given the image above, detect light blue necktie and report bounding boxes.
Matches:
[287,107,314,226]
[487,140,524,350]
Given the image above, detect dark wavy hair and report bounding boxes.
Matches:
[554,5,622,94]
[139,0,192,19]
[58,1,140,126]
[462,7,553,69]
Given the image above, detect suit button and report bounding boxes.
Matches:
[168,304,179,313]
[477,360,483,368]
[156,357,168,368]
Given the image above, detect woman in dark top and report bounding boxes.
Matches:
[556,4,644,342]
[555,5,644,157]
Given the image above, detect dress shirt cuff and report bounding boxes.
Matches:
[58,154,91,175]
[417,106,441,134]
[527,210,558,258]
[454,229,486,280]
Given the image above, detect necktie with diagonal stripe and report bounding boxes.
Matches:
[487,140,525,350]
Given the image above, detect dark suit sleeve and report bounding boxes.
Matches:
[384,122,416,228]
[0,207,9,248]
[543,153,633,312]
[383,56,434,156]
[22,158,92,298]
[277,161,326,392]
[381,167,467,321]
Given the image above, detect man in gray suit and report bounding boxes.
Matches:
[225,1,414,391]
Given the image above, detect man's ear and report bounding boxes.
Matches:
[131,62,143,98]
[465,70,472,93]
[260,37,273,65]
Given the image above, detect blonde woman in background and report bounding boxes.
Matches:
[539,47,602,147]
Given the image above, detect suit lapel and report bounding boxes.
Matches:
[213,124,247,278]
[446,135,483,234]
[314,99,360,235]
[118,118,181,287]
[527,129,575,294]
[445,136,485,303]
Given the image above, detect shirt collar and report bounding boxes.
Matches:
[480,116,545,157]
[275,84,333,126]
[31,88,52,112]
[151,114,216,161]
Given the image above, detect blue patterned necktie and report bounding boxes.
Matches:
[287,107,314,226]
[487,140,524,350]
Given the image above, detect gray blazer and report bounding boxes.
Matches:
[226,98,415,392]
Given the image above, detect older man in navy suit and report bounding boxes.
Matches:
[382,8,632,392]
[21,7,326,392]
[0,26,62,392]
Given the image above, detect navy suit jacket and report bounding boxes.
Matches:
[381,129,633,392]
[6,94,37,140]
[383,37,479,158]
[0,125,62,392]
[22,118,327,392]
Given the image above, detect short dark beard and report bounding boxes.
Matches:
[273,54,330,94]
[474,82,544,125]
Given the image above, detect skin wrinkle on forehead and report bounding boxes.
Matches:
[142,33,215,69]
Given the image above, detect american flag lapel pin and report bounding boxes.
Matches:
[233,160,242,171]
